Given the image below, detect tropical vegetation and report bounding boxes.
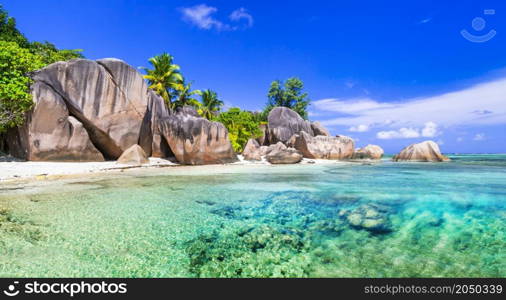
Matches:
[263,77,310,119]
[197,89,224,120]
[140,53,184,109]
[0,5,82,133]
[215,108,263,152]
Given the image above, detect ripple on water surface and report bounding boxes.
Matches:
[0,155,505,277]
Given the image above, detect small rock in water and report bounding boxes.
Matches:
[339,204,392,233]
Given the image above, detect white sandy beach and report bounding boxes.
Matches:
[0,155,355,182]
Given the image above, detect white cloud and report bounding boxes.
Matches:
[180,4,253,31]
[229,8,253,28]
[375,121,440,140]
[419,18,432,24]
[421,121,439,137]
[473,133,486,141]
[377,127,420,139]
[314,98,393,114]
[180,4,228,31]
[457,137,464,142]
[349,124,369,132]
[316,78,506,129]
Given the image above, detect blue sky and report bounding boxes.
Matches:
[3,0,506,153]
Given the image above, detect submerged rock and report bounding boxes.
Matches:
[339,204,392,233]
[288,131,355,159]
[352,144,384,160]
[117,144,149,165]
[158,106,237,165]
[267,107,313,144]
[393,141,450,162]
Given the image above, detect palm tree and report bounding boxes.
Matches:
[140,53,183,109]
[174,82,201,109]
[198,89,224,120]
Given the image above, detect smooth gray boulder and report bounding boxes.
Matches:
[266,147,303,164]
[352,144,384,160]
[393,141,450,162]
[158,107,237,165]
[288,131,355,159]
[117,144,149,165]
[267,107,313,144]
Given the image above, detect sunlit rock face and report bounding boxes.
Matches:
[243,139,262,161]
[267,107,313,144]
[5,58,170,161]
[3,59,236,164]
[393,140,450,162]
[158,106,237,165]
[117,144,149,166]
[288,131,355,160]
[352,144,384,160]
[310,121,330,136]
[265,147,303,164]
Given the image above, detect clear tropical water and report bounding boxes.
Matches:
[0,154,505,277]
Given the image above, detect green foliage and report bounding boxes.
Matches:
[141,53,184,109]
[197,89,224,120]
[0,5,83,132]
[215,108,263,153]
[174,82,201,109]
[29,41,83,65]
[0,41,44,132]
[0,5,29,48]
[264,77,310,119]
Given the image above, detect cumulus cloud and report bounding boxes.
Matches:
[421,121,439,137]
[349,124,369,132]
[315,78,506,130]
[180,4,227,30]
[180,4,253,31]
[376,122,439,139]
[377,127,420,139]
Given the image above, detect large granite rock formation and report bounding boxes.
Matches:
[267,107,313,144]
[393,140,450,162]
[158,106,237,165]
[4,58,165,161]
[3,59,235,165]
[310,121,330,136]
[288,131,355,159]
[352,144,384,160]
[117,144,149,165]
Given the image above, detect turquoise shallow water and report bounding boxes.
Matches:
[0,154,505,277]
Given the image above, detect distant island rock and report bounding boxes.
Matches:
[393,141,450,162]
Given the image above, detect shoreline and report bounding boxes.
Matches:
[0,156,355,184]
